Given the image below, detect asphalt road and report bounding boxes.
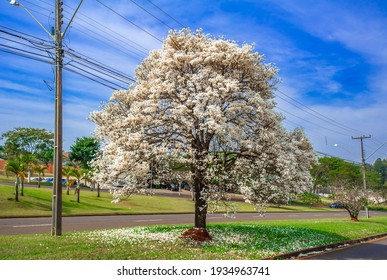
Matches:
[1,211,386,235]
[303,236,387,260]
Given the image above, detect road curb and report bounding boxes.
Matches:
[262,232,387,260]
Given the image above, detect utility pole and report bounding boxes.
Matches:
[352,135,371,219]
[52,0,84,236]
[9,0,84,236]
[51,0,64,236]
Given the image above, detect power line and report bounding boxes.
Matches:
[1,27,134,89]
[67,59,131,86]
[23,0,53,13]
[64,24,145,61]
[63,2,150,55]
[0,46,52,64]
[0,34,52,52]
[276,106,352,137]
[0,42,52,60]
[63,65,120,90]
[22,0,150,60]
[127,0,175,30]
[0,25,52,43]
[95,0,163,43]
[275,89,367,136]
[315,150,361,164]
[65,49,135,83]
[144,0,185,28]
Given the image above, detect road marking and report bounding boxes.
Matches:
[13,223,51,228]
[134,219,164,222]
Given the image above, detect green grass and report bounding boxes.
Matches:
[0,184,340,217]
[1,216,386,260]
[0,184,195,217]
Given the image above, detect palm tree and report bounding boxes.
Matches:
[18,154,36,196]
[62,167,75,195]
[71,168,85,203]
[81,169,92,189]
[34,165,47,188]
[5,159,26,202]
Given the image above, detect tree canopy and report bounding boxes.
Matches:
[90,30,316,233]
[69,136,100,169]
[0,127,54,163]
[373,158,387,185]
[311,157,383,221]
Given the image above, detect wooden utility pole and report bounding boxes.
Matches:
[352,135,371,219]
[9,0,83,236]
[51,0,63,236]
[51,0,84,236]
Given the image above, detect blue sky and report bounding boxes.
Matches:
[1,0,387,163]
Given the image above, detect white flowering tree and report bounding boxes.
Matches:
[90,30,316,238]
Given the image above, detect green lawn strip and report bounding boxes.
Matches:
[0,184,340,217]
[0,184,195,216]
[1,216,386,260]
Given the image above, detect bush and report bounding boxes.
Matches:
[297,192,322,207]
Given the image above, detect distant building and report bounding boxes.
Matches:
[0,159,6,170]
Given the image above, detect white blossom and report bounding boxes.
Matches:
[90,29,316,226]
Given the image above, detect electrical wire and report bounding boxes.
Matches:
[95,0,163,43]
[127,0,174,30]
[0,25,52,43]
[275,106,352,137]
[62,3,149,55]
[0,45,52,64]
[275,89,368,136]
[144,0,186,28]
[0,28,130,90]
[63,65,120,90]
[64,49,135,82]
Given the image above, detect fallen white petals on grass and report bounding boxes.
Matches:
[70,224,343,259]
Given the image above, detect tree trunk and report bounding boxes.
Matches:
[38,176,41,188]
[346,208,359,222]
[15,177,19,202]
[97,183,100,198]
[76,184,80,203]
[350,213,359,222]
[194,178,207,229]
[20,180,24,196]
[66,185,70,195]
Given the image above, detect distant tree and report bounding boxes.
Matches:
[0,127,54,163]
[5,158,26,202]
[71,168,87,203]
[373,158,387,185]
[69,137,100,169]
[312,157,372,221]
[34,165,47,188]
[297,192,322,208]
[0,145,4,159]
[62,167,75,195]
[18,154,36,195]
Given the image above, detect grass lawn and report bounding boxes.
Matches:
[0,184,195,216]
[0,216,386,260]
[0,184,342,217]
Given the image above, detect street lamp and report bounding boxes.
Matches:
[9,1,54,40]
[333,143,352,155]
[9,0,84,236]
